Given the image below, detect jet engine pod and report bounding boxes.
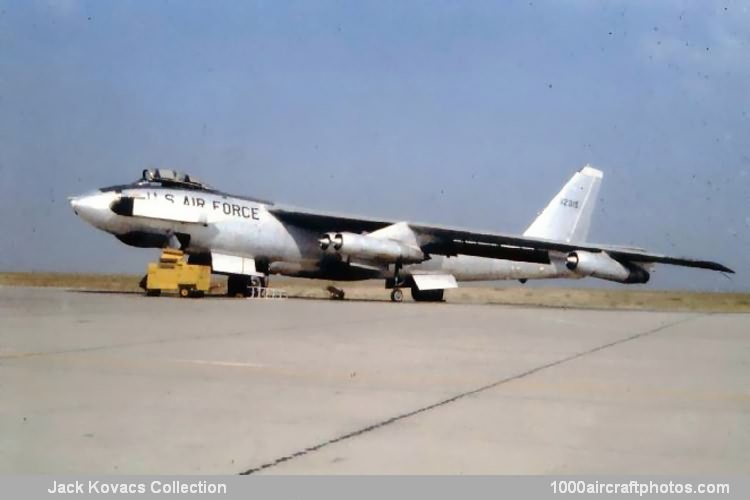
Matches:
[332,233,344,251]
[565,251,584,271]
[566,251,649,284]
[320,231,424,263]
[318,234,332,251]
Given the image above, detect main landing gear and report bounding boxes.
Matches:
[389,285,444,302]
[410,287,444,302]
[387,263,445,303]
[227,274,269,298]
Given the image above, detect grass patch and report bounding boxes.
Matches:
[1,272,749,313]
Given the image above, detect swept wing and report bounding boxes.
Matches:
[269,206,733,273]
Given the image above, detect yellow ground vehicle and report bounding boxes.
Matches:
[141,248,211,298]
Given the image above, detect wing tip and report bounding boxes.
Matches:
[702,261,734,273]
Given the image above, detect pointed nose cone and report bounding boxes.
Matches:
[69,196,80,214]
[69,190,118,230]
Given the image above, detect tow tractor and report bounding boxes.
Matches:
[139,248,211,298]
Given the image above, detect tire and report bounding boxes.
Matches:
[411,287,444,302]
[390,288,404,303]
[227,275,249,297]
[146,289,161,297]
[179,287,191,298]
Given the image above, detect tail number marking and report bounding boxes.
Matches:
[560,198,579,209]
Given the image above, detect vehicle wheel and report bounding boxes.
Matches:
[179,287,191,298]
[390,288,404,303]
[146,289,161,297]
[190,290,205,298]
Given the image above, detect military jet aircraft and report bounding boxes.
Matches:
[69,166,732,301]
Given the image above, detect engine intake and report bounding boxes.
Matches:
[566,251,650,284]
[319,232,424,263]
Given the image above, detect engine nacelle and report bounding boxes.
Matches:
[319,232,424,263]
[566,251,650,284]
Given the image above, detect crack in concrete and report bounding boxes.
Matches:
[239,315,699,475]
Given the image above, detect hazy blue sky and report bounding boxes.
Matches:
[0,0,748,291]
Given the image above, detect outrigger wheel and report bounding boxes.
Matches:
[390,262,405,303]
[326,286,345,300]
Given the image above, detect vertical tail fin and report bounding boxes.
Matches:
[523,165,603,243]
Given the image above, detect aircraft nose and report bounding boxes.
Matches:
[69,196,80,214]
[69,191,117,229]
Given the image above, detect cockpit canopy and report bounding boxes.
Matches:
[140,169,213,191]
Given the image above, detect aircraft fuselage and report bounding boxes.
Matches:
[71,184,574,283]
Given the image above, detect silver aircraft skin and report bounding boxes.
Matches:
[70,166,733,301]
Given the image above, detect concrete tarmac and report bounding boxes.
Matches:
[1,286,748,474]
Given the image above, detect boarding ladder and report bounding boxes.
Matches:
[245,287,288,300]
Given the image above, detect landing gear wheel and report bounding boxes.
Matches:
[227,275,249,297]
[390,288,404,303]
[410,287,445,302]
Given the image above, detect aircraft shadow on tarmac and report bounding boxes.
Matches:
[67,288,401,304]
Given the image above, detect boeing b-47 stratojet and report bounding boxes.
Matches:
[70,166,732,301]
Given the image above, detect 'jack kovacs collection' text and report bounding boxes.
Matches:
[48,480,227,495]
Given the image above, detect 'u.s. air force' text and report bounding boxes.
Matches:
[144,192,260,220]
